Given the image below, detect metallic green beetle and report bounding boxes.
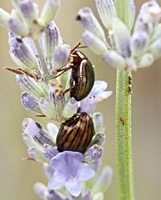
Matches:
[70,50,95,101]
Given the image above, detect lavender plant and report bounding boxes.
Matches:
[76,0,161,200]
[0,0,113,200]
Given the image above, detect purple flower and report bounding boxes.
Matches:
[80,80,112,114]
[48,151,95,197]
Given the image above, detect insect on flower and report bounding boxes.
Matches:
[55,42,95,101]
[56,112,95,153]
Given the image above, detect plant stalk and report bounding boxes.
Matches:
[116,69,134,200]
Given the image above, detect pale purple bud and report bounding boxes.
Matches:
[131,31,149,57]
[0,8,11,28]
[95,0,116,30]
[139,53,154,68]
[82,31,108,55]
[77,7,106,42]
[93,166,112,193]
[42,144,58,161]
[44,189,64,200]
[51,45,69,70]
[34,182,47,199]
[19,0,37,26]
[8,18,29,36]
[92,133,106,146]
[9,36,38,70]
[28,147,46,162]
[16,74,47,99]
[103,50,126,69]
[93,112,104,133]
[22,133,40,148]
[22,118,54,146]
[62,98,78,118]
[47,123,59,143]
[42,21,62,61]
[38,98,56,118]
[134,1,160,35]
[83,144,103,163]
[40,0,60,26]
[149,38,161,58]
[43,163,55,180]
[21,92,43,114]
[113,18,131,57]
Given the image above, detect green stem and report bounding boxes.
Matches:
[116,69,134,200]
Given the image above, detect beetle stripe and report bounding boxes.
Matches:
[65,116,82,149]
[75,113,89,152]
[71,113,87,151]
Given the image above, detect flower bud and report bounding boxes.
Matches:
[28,147,46,162]
[34,182,47,199]
[21,92,43,114]
[16,74,47,99]
[40,0,60,26]
[0,8,11,28]
[9,35,38,71]
[8,18,29,36]
[149,38,161,58]
[113,18,130,57]
[93,166,112,193]
[22,118,54,146]
[42,21,62,61]
[47,123,59,143]
[128,0,136,31]
[22,133,40,148]
[62,98,78,119]
[77,7,106,42]
[83,144,103,163]
[43,163,55,180]
[42,144,58,161]
[92,133,106,146]
[139,53,154,68]
[103,50,126,69]
[95,0,116,30]
[130,31,149,57]
[19,0,37,26]
[38,98,56,118]
[51,45,69,70]
[82,31,108,55]
[93,112,104,133]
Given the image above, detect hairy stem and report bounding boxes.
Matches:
[116,69,134,200]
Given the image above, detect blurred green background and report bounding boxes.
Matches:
[0,0,161,199]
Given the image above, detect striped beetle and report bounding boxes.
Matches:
[56,112,95,153]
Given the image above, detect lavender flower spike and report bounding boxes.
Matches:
[40,0,60,26]
[48,151,95,197]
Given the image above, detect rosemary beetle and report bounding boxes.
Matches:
[70,50,95,101]
[56,112,95,153]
